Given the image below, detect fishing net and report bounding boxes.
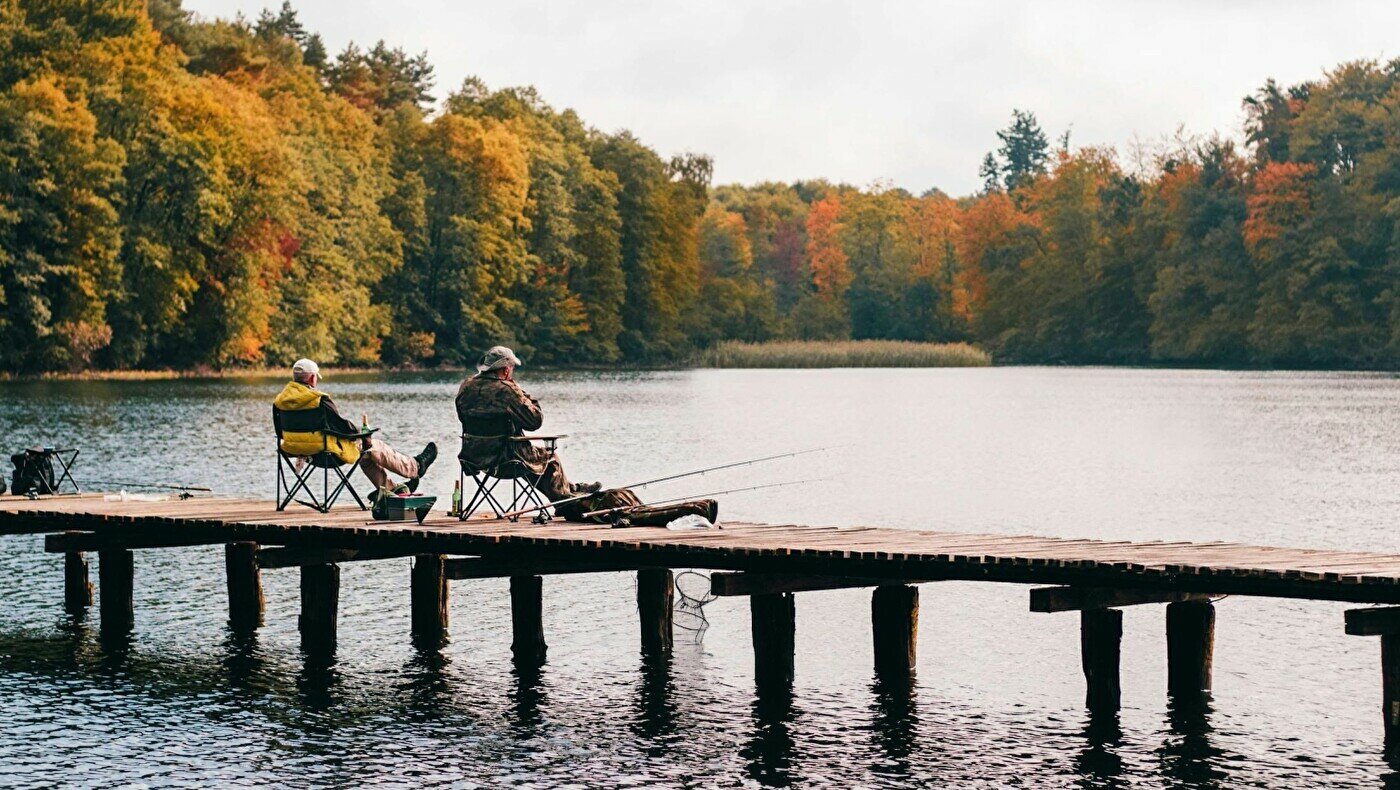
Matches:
[673,570,716,641]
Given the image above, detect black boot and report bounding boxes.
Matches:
[408,442,437,493]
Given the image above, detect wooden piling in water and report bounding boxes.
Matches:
[510,575,547,664]
[871,584,918,679]
[411,554,449,645]
[751,592,796,686]
[636,568,674,655]
[1345,607,1400,743]
[97,549,134,634]
[64,548,92,614]
[299,563,339,653]
[225,542,264,633]
[1081,608,1122,712]
[1383,634,1400,744]
[1166,599,1214,698]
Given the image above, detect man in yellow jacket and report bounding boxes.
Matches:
[274,358,436,493]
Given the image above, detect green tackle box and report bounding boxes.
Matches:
[372,493,436,524]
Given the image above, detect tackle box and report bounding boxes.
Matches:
[373,492,436,523]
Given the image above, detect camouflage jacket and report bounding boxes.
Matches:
[454,371,550,474]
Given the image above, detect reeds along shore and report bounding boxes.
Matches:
[695,340,992,368]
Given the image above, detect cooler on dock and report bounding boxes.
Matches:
[372,492,436,524]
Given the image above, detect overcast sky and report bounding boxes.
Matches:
[187,0,1397,196]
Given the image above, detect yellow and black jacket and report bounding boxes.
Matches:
[273,381,362,465]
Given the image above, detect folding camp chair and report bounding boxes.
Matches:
[457,435,567,522]
[273,405,373,513]
[10,447,81,496]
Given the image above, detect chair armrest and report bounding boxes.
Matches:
[325,426,379,440]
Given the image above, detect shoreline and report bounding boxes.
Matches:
[5,362,1400,382]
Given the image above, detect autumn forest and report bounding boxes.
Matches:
[4,0,1400,373]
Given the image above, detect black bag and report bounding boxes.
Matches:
[11,450,56,496]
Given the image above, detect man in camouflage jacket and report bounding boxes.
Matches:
[456,346,717,526]
[455,346,591,501]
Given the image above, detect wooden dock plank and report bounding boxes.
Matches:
[4,495,1400,603]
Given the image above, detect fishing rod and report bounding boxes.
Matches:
[84,480,213,492]
[501,445,840,519]
[580,478,827,520]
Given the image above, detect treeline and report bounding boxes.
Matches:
[2,2,1398,372]
[0,0,707,371]
[711,86,1400,368]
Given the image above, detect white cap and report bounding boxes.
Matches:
[292,358,320,381]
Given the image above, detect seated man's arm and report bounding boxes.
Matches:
[319,396,361,435]
[505,385,545,432]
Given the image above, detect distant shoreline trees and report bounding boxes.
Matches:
[2,1,1398,372]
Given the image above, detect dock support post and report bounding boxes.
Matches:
[510,575,547,665]
[97,549,134,634]
[1343,607,1400,744]
[871,585,918,680]
[637,568,674,655]
[64,548,93,615]
[411,554,449,646]
[1166,600,1214,698]
[1081,608,1122,712]
[299,563,339,654]
[751,592,796,686]
[225,542,264,633]
[1384,634,1400,744]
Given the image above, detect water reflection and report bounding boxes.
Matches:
[508,662,548,738]
[96,627,134,672]
[400,648,455,722]
[1074,711,1125,789]
[633,652,678,747]
[869,676,919,781]
[1157,699,1230,789]
[221,631,270,692]
[295,654,341,712]
[1382,747,1400,789]
[743,680,799,787]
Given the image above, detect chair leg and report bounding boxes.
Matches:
[343,464,368,511]
[479,475,511,518]
[325,463,367,512]
[279,455,321,511]
[482,479,509,519]
[461,473,490,519]
[280,451,291,512]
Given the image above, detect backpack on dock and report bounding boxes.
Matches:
[10,450,56,496]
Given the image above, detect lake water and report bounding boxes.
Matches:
[2,367,1400,788]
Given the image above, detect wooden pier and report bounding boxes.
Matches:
[5,493,1400,740]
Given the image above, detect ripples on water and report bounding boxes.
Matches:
[2,368,1400,787]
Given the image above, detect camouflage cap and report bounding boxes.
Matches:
[476,345,522,373]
